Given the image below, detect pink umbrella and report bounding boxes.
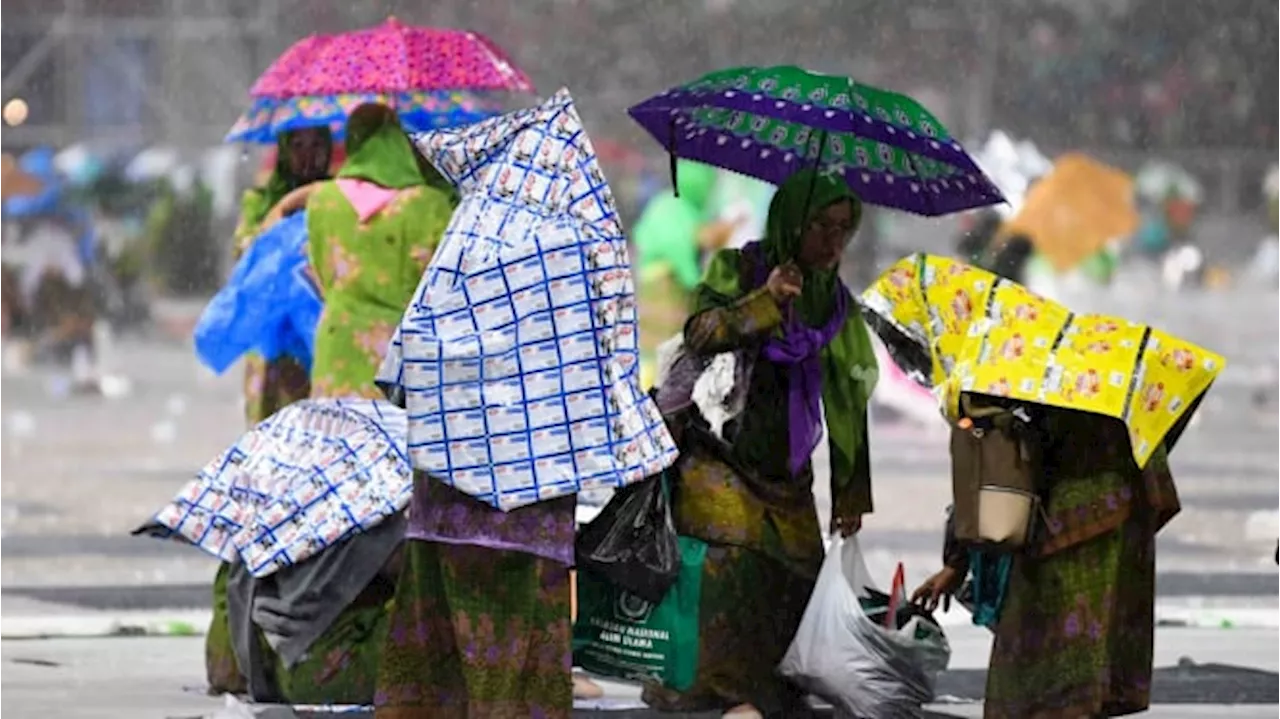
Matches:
[250,17,535,98]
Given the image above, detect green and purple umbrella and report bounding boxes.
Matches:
[628,65,1005,217]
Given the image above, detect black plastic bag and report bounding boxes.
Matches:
[575,471,680,604]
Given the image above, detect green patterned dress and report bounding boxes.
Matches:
[305,182,451,398]
[946,413,1181,719]
[644,169,878,715]
[305,109,456,400]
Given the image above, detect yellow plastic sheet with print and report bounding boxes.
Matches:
[860,254,1225,468]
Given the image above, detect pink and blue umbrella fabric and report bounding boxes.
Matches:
[193,211,320,373]
[134,399,410,578]
[225,90,506,144]
[226,18,532,144]
[249,18,534,97]
[2,147,99,268]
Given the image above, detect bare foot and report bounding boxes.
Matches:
[572,674,604,699]
[723,704,763,719]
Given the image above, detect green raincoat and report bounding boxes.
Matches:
[633,160,718,388]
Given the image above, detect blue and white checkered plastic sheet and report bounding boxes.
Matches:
[377,89,678,511]
[135,399,410,577]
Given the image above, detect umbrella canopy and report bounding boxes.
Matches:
[628,65,1003,216]
[125,147,181,184]
[860,253,1224,469]
[3,148,63,216]
[249,17,534,98]
[228,18,528,144]
[1001,153,1139,272]
[1,154,45,201]
[225,90,504,144]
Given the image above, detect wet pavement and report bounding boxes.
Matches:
[2,627,1277,718]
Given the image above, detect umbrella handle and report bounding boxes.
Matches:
[795,129,828,242]
[668,116,679,198]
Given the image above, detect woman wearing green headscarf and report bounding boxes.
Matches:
[305,103,457,399]
[645,169,879,718]
[204,127,332,697]
[233,128,333,428]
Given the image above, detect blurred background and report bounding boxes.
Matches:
[1,0,1276,626]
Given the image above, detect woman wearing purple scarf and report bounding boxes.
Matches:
[645,169,879,718]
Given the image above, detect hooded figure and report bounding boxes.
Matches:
[305,104,456,399]
[645,168,879,717]
[632,159,718,387]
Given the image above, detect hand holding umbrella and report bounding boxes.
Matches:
[766,262,804,303]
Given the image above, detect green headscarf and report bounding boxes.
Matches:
[337,104,428,190]
[762,168,864,326]
[633,195,702,290]
[633,159,722,290]
[698,168,877,490]
[674,159,717,217]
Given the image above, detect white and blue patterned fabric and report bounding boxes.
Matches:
[377,89,678,511]
[135,399,410,578]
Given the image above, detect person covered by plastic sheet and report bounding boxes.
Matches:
[919,416,1180,719]
[233,127,333,425]
[200,109,448,704]
[632,160,717,389]
[858,254,1210,719]
[644,169,878,718]
[305,103,457,400]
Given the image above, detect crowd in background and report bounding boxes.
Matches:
[993,0,1278,149]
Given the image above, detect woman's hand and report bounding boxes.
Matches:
[830,512,863,537]
[911,566,964,613]
[765,262,803,303]
[263,183,321,227]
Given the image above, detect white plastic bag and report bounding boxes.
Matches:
[779,537,951,719]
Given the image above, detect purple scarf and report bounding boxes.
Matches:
[745,242,850,475]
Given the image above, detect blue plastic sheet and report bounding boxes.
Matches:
[193,211,321,374]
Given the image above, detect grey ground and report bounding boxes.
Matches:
[1,627,1276,718]
[1,280,1277,717]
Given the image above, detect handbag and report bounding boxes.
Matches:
[949,395,1041,549]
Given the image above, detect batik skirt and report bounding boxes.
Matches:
[372,540,574,719]
[984,505,1159,718]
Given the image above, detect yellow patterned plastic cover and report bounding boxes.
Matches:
[860,254,1225,468]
